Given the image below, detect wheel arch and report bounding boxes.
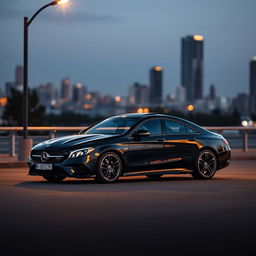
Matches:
[97,148,127,174]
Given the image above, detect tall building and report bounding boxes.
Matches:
[209,84,216,100]
[15,65,23,87]
[250,56,256,115]
[233,93,249,116]
[73,83,87,104]
[36,83,57,107]
[129,82,149,106]
[5,82,15,97]
[176,85,186,103]
[181,35,204,103]
[61,78,72,102]
[149,66,163,106]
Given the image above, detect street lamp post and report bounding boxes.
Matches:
[19,0,69,161]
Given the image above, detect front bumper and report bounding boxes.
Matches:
[28,153,99,178]
[217,145,231,170]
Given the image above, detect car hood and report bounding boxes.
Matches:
[33,134,115,150]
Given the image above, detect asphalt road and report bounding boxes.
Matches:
[0,161,256,256]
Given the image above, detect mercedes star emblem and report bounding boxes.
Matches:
[41,152,49,162]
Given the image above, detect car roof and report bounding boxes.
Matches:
[114,113,207,133]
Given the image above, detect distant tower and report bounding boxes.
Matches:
[176,85,186,103]
[36,83,57,107]
[15,65,23,87]
[181,35,204,103]
[129,82,149,106]
[73,83,87,103]
[149,66,163,106]
[5,82,15,97]
[61,78,72,102]
[250,57,256,115]
[209,84,216,100]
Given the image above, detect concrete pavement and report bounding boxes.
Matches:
[0,160,256,255]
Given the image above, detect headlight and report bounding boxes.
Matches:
[68,147,95,159]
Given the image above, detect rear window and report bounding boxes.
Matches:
[162,119,196,134]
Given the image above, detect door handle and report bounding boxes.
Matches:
[158,138,165,142]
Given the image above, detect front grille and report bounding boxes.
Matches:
[31,150,67,163]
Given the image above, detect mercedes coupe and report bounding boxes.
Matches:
[28,113,231,183]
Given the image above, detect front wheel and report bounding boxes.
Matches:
[192,150,217,180]
[96,152,122,183]
[42,175,66,183]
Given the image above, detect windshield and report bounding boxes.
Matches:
[85,117,139,135]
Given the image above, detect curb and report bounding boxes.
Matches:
[0,156,255,169]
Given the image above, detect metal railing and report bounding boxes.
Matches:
[0,126,256,157]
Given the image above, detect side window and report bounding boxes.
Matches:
[162,119,187,134]
[136,119,162,135]
[186,126,197,133]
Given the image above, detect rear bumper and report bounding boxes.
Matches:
[28,153,98,178]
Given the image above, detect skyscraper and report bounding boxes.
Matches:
[36,83,57,107]
[129,82,149,106]
[15,65,23,87]
[209,84,216,100]
[61,78,72,102]
[181,35,204,103]
[149,66,163,106]
[5,82,15,97]
[233,93,249,116]
[73,83,87,104]
[250,57,256,115]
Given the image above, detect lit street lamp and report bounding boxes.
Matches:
[19,0,69,161]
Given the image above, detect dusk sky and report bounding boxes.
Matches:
[0,0,255,98]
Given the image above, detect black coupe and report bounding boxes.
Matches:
[28,113,231,183]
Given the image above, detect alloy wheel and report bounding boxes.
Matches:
[197,150,217,178]
[98,153,122,182]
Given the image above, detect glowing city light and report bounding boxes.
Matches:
[83,104,93,110]
[241,120,248,127]
[75,83,82,88]
[0,97,7,107]
[193,35,204,41]
[115,96,121,103]
[187,104,195,111]
[154,66,162,71]
[85,94,92,100]
[57,0,69,5]
[137,108,149,113]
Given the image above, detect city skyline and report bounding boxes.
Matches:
[0,0,255,98]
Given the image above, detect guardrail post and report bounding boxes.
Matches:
[9,131,16,157]
[49,130,56,139]
[243,131,248,152]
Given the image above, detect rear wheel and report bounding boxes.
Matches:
[42,175,66,183]
[96,152,122,183]
[192,149,217,180]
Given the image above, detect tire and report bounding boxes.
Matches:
[42,175,66,183]
[96,152,122,183]
[192,149,217,180]
[146,174,163,179]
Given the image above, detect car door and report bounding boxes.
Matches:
[160,119,200,169]
[127,118,166,171]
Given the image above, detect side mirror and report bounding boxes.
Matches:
[133,129,150,137]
